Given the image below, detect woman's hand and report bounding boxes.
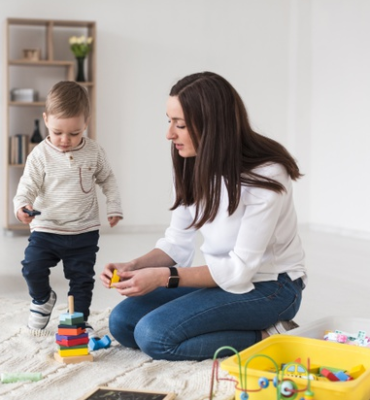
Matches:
[100,261,134,288]
[101,265,169,296]
[101,249,177,293]
[113,267,169,296]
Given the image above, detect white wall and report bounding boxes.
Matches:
[96,0,293,231]
[1,0,369,238]
[309,0,370,237]
[0,0,293,232]
[287,0,312,228]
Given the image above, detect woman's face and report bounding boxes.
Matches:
[166,96,196,158]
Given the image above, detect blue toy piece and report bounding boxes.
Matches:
[88,334,111,351]
[239,392,248,400]
[335,370,351,381]
[258,377,269,389]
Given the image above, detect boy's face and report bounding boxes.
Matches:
[43,113,88,152]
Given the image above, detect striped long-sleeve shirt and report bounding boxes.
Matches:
[13,136,123,234]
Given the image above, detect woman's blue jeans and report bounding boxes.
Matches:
[109,273,303,361]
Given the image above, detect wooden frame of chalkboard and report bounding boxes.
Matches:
[78,386,176,400]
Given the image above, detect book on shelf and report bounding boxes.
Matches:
[9,134,29,165]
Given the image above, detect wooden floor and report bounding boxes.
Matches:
[1,228,369,327]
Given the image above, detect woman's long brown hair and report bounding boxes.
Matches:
[169,72,302,229]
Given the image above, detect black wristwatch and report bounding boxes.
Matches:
[166,267,180,288]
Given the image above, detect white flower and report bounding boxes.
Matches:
[69,36,78,45]
[76,36,86,44]
[69,36,93,58]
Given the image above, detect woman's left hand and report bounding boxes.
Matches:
[111,267,169,297]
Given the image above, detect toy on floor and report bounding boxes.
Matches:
[1,372,42,383]
[54,295,93,364]
[89,334,111,351]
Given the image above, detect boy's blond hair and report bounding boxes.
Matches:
[45,81,90,120]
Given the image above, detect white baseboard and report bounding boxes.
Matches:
[99,224,167,235]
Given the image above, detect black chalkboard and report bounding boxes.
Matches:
[79,387,176,400]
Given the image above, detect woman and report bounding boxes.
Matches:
[100,72,306,361]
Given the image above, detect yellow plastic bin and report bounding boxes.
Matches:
[221,335,370,400]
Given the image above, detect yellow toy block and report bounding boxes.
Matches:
[308,363,320,375]
[54,352,93,364]
[110,269,120,288]
[347,364,366,379]
[58,347,89,357]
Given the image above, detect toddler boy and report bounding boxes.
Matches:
[13,81,123,336]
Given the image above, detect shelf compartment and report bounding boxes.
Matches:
[3,18,96,231]
[9,101,45,107]
[9,59,74,67]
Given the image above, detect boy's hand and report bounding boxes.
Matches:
[17,206,37,224]
[108,216,121,227]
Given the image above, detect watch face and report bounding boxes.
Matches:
[167,276,180,288]
[167,268,180,288]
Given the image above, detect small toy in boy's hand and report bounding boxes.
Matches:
[23,208,41,217]
[110,269,120,288]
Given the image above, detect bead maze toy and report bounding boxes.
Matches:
[213,335,370,400]
[210,346,315,400]
[54,296,93,364]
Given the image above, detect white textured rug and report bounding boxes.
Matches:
[0,297,234,400]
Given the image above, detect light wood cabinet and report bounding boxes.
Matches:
[3,18,96,231]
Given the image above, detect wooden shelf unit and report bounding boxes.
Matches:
[3,18,96,231]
